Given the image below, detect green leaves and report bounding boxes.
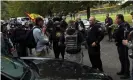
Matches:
[3,1,120,20]
[1,1,9,19]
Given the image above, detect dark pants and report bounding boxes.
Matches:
[53,42,65,59]
[107,28,112,41]
[17,44,28,57]
[28,48,32,55]
[117,44,130,75]
[88,45,103,71]
[131,61,133,80]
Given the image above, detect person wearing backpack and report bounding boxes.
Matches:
[63,21,84,63]
[32,17,49,57]
[60,16,68,31]
[13,23,28,57]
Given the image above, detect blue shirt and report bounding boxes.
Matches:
[33,27,49,52]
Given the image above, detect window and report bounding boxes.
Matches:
[1,56,26,78]
[22,18,30,21]
[82,19,88,24]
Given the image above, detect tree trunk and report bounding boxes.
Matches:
[124,8,126,14]
[87,6,90,20]
[48,9,52,17]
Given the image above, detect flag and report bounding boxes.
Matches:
[25,12,44,22]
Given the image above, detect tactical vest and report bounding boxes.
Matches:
[65,31,81,54]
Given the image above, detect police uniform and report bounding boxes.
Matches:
[113,22,130,76]
[87,23,104,72]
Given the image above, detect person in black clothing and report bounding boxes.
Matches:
[46,19,54,34]
[113,14,130,79]
[60,16,68,31]
[70,13,72,20]
[8,25,16,47]
[13,24,28,57]
[53,16,62,22]
[1,23,14,55]
[75,17,86,47]
[123,30,133,80]
[50,21,65,59]
[25,23,34,55]
[87,16,104,72]
[105,13,113,41]
[29,23,34,29]
[75,17,85,32]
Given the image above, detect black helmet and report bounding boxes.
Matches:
[53,16,62,22]
[66,26,76,35]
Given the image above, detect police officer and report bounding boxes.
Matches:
[87,16,104,72]
[123,30,133,80]
[113,14,130,79]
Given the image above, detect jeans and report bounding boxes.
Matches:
[65,50,83,64]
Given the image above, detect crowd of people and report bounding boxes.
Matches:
[1,12,133,79]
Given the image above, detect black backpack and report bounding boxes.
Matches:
[25,27,40,48]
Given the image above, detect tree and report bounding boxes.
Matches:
[6,1,119,19]
[1,1,9,20]
[120,1,133,14]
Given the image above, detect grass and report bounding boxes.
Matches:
[66,13,132,24]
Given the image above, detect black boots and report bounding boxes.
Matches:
[117,72,124,75]
[117,72,130,79]
[120,74,130,79]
